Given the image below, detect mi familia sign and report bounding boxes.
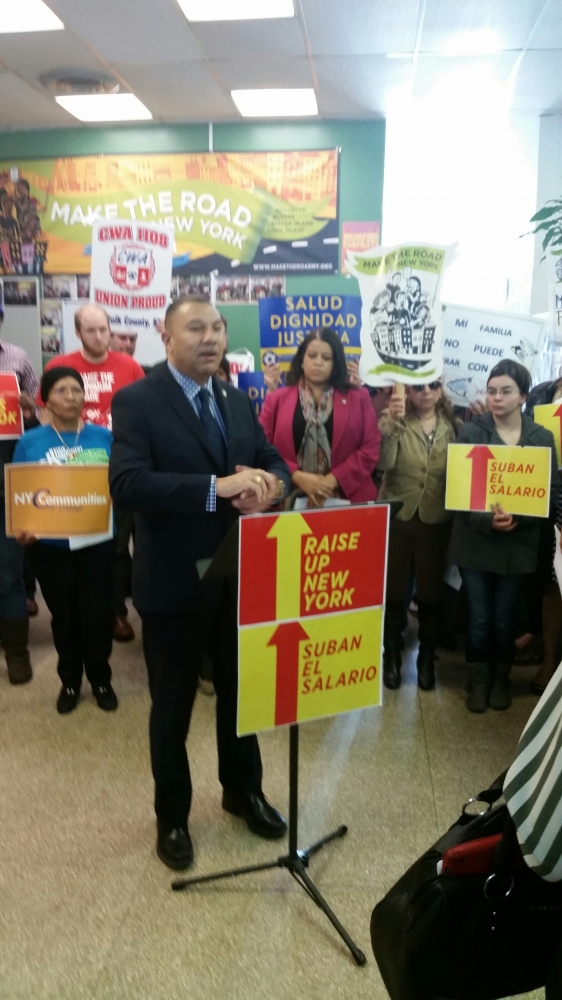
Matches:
[5,464,111,538]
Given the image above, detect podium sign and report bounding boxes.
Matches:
[237,505,389,735]
[5,463,111,538]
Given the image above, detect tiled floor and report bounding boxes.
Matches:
[0,603,546,1000]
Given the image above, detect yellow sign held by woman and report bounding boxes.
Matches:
[445,444,552,518]
[5,464,111,538]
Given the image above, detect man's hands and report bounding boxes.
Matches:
[217,465,282,514]
[490,503,517,532]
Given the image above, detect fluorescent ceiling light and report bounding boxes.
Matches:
[0,0,63,32]
[386,53,413,59]
[232,88,318,117]
[55,94,153,122]
[178,0,294,21]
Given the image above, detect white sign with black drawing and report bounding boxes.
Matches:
[441,304,547,408]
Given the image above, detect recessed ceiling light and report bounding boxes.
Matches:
[0,0,63,32]
[178,0,294,21]
[232,88,318,118]
[55,94,153,122]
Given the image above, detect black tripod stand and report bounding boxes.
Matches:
[172,723,367,966]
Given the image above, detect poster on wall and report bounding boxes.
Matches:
[341,222,380,274]
[0,151,340,277]
[258,294,362,370]
[440,304,546,408]
[89,218,174,366]
[348,242,454,386]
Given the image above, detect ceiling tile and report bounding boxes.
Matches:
[528,0,562,48]
[421,0,547,51]
[511,50,562,111]
[49,0,201,65]
[301,0,420,55]
[190,18,306,58]
[413,52,519,100]
[314,55,411,116]
[0,71,74,128]
[118,61,235,120]
[211,55,313,90]
[0,30,105,82]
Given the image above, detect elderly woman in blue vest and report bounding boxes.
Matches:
[13,367,116,715]
[448,360,559,714]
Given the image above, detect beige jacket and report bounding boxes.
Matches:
[377,410,456,523]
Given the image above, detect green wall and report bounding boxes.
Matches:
[0,120,385,362]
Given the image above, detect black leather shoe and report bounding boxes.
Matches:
[417,648,436,691]
[56,686,80,714]
[156,823,194,871]
[222,789,287,840]
[383,650,402,690]
[93,683,118,711]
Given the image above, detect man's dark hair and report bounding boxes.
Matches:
[165,294,212,329]
[287,327,354,393]
[487,359,531,395]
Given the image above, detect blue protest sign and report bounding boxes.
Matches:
[258,294,362,370]
[238,372,270,418]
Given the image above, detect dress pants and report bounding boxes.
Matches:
[113,506,134,618]
[0,502,27,618]
[142,583,262,829]
[28,541,115,690]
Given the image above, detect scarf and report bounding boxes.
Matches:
[297,382,333,475]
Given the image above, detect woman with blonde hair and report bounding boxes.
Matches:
[378,380,458,691]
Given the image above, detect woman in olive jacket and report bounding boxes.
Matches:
[378,380,458,692]
[448,360,559,714]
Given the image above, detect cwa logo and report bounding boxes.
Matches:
[109,243,155,291]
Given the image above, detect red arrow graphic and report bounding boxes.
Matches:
[467,446,495,510]
[554,404,562,447]
[267,621,310,726]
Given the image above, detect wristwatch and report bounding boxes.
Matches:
[273,477,286,504]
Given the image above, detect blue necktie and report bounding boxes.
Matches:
[198,386,227,468]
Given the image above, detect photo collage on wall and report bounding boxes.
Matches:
[40,273,89,367]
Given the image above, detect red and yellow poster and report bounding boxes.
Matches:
[533,403,562,469]
[445,444,552,518]
[5,464,111,538]
[237,505,389,736]
[341,221,380,274]
[0,373,23,439]
[0,151,339,277]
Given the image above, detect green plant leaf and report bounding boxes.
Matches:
[530,204,562,222]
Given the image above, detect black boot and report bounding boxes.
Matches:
[0,617,33,684]
[383,601,403,690]
[416,602,441,691]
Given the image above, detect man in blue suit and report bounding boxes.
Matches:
[110,295,290,870]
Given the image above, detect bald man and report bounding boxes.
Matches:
[42,304,145,641]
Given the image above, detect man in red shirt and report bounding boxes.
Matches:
[42,304,144,642]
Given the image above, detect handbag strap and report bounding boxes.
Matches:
[459,770,508,824]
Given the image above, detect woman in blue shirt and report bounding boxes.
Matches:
[14,367,117,715]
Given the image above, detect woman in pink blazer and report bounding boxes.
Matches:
[259,328,381,507]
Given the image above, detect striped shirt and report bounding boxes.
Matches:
[167,361,227,513]
[504,662,562,881]
[0,339,39,397]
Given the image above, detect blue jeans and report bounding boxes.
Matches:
[461,569,521,665]
[0,502,27,619]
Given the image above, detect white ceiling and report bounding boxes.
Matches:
[0,0,562,129]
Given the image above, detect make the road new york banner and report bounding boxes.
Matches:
[348,242,455,386]
[0,151,339,277]
[237,505,389,736]
[445,444,552,519]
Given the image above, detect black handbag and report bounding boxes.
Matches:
[370,774,562,1000]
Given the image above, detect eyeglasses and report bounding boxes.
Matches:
[486,387,518,397]
[411,382,442,392]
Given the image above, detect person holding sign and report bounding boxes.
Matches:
[109,295,291,871]
[377,381,458,691]
[0,307,38,685]
[448,360,559,713]
[259,328,380,509]
[13,367,116,716]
